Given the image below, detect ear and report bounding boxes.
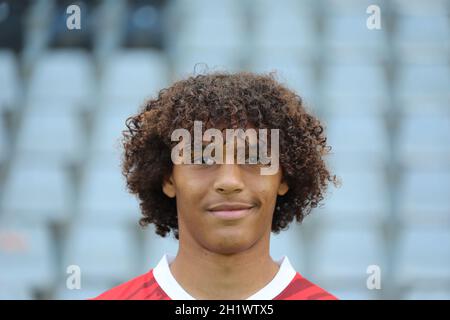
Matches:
[162,174,176,198]
[277,180,289,196]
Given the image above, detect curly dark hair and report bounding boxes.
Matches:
[122,72,337,240]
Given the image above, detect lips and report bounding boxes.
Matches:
[208,202,255,211]
[207,202,256,220]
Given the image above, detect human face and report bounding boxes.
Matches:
[162,151,289,255]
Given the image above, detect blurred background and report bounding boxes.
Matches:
[0,0,449,300]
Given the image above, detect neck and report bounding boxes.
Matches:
[169,230,280,300]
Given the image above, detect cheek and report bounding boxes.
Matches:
[250,178,282,205]
[175,184,205,211]
[173,168,210,200]
[172,171,213,222]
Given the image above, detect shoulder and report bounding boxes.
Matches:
[90,269,170,300]
[275,272,338,300]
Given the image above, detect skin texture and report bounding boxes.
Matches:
[162,160,289,299]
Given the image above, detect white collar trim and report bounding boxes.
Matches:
[152,253,297,300]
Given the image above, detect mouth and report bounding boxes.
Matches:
[207,202,256,220]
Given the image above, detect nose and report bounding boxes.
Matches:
[213,164,245,195]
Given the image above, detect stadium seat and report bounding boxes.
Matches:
[395,227,450,285]
[62,222,138,283]
[48,0,97,49]
[312,226,386,282]
[0,117,8,163]
[24,97,91,115]
[97,96,145,121]
[250,51,316,102]
[27,50,96,109]
[393,16,449,63]
[397,64,449,98]
[252,13,315,54]
[0,283,34,300]
[253,0,315,18]
[0,0,30,52]
[100,49,170,102]
[123,0,166,49]
[323,96,389,116]
[321,0,386,15]
[15,109,84,163]
[167,0,244,55]
[319,287,379,300]
[402,286,450,300]
[325,115,389,169]
[392,0,448,15]
[89,113,128,155]
[251,0,315,55]
[322,63,389,116]
[78,159,141,225]
[396,64,449,115]
[0,50,20,111]
[172,48,243,77]
[52,283,112,300]
[91,0,127,55]
[318,169,389,226]
[398,169,450,225]
[397,115,450,168]
[1,159,72,223]
[174,17,245,51]
[169,0,242,21]
[323,16,388,63]
[323,63,388,101]
[0,220,54,290]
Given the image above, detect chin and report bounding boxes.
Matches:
[204,230,257,255]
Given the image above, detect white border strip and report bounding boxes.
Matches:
[153,254,296,300]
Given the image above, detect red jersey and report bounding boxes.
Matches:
[93,254,337,300]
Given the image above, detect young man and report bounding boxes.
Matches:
[93,72,338,300]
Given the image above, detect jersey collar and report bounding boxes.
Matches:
[152,253,297,300]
